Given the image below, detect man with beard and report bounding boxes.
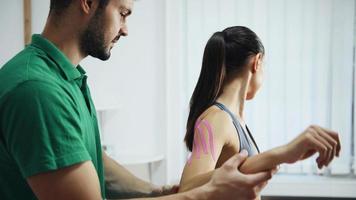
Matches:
[0,0,275,199]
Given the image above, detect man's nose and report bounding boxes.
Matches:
[119,25,128,37]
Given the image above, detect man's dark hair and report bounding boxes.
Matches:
[49,0,110,15]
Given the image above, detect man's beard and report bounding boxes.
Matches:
[80,10,111,61]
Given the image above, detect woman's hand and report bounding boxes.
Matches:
[280,125,341,169]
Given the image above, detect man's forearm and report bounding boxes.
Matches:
[124,186,211,200]
[103,152,157,199]
[179,171,214,192]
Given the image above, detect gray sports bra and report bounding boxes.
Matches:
[214,102,260,156]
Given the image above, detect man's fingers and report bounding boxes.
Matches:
[254,167,279,193]
[255,179,269,193]
[224,150,248,170]
[271,166,279,175]
[243,170,272,186]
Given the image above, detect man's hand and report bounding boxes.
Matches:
[206,150,275,200]
[151,185,179,196]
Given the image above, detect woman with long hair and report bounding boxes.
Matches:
[179,26,341,197]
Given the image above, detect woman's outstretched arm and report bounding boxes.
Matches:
[180,124,341,192]
[240,125,341,174]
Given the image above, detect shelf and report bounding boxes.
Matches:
[112,153,165,165]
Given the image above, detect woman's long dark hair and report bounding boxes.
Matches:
[184,26,265,151]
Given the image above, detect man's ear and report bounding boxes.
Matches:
[252,53,262,73]
[80,0,95,14]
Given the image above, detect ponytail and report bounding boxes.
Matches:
[184,32,226,151]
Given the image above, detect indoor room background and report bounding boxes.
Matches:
[0,0,355,199]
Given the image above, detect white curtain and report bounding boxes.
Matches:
[185,0,355,175]
[353,10,356,175]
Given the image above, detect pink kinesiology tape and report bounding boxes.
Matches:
[188,119,217,165]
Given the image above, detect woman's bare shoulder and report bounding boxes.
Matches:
[197,105,236,140]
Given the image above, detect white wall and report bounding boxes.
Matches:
[0,1,24,67]
[31,0,49,34]
[0,0,49,66]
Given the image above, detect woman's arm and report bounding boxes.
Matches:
[240,125,341,174]
[239,146,284,174]
[179,113,237,192]
[180,125,341,192]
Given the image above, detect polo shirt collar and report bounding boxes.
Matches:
[30,34,82,81]
[77,65,86,76]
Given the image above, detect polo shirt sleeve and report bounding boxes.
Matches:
[1,80,91,178]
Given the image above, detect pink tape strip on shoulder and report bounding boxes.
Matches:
[188,119,217,164]
[197,126,208,154]
[201,119,216,162]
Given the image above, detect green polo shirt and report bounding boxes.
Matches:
[0,34,105,199]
